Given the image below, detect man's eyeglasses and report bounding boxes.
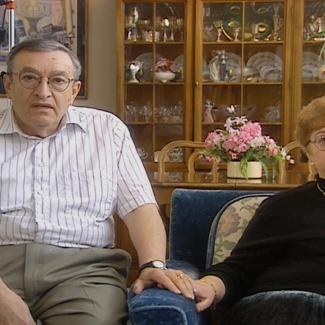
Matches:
[11,72,75,92]
[309,134,325,151]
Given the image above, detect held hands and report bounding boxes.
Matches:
[194,276,225,313]
[132,268,196,300]
[0,278,36,325]
[132,268,226,313]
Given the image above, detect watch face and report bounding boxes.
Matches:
[152,260,165,268]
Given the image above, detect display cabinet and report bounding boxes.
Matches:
[117,1,325,169]
[293,0,325,118]
[289,0,325,168]
[194,1,294,149]
[116,1,194,171]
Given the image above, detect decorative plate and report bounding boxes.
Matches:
[135,52,163,81]
[174,54,184,80]
[247,52,282,69]
[222,3,274,41]
[301,64,319,78]
[174,54,210,81]
[302,51,320,63]
[225,52,242,77]
[302,51,324,68]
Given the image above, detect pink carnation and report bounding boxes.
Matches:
[202,111,287,179]
[204,131,222,150]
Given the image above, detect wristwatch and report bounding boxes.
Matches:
[139,260,167,273]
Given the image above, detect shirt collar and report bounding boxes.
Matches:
[0,105,87,137]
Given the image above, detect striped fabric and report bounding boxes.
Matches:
[0,106,156,248]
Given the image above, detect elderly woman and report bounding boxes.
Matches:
[193,96,325,324]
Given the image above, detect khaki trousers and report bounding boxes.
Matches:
[0,244,131,325]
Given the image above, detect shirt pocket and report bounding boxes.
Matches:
[60,169,116,221]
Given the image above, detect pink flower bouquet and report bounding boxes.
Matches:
[201,105,292,179]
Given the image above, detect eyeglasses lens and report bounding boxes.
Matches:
[315,135,325,150]
[19,73,70,92]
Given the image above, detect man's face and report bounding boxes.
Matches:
[3,50,81,137]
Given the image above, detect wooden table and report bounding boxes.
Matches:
[148,170,314,206]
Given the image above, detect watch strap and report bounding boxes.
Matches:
[139,260,167,273]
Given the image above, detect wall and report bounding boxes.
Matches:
[0,0,117,114]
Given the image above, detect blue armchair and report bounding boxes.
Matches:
[128,189,275,325]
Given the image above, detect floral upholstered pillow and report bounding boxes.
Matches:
[212,196,269,265]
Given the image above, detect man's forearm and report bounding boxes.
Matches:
[123,203,167,266]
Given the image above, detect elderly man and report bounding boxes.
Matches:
[0,39,194,325]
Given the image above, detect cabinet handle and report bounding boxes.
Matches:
[195,81,199,87]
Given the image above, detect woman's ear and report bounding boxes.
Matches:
[305,150,313,165]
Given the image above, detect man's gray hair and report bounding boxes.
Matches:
[6,39,82,80]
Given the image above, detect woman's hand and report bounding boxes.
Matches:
[194,276,225,313]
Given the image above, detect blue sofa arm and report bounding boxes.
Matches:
[128,260,206,325]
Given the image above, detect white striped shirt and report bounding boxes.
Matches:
[0,106,156,248]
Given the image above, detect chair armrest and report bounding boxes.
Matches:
[128,260,206,325]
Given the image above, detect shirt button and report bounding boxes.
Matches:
[38,162,44,167]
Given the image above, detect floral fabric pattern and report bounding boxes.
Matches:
[213,196,268,264]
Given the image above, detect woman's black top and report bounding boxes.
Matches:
[203,176,325,305]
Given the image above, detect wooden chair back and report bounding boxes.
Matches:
[157,140,217,182]
[279,140,315,180]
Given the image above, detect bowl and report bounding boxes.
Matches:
[154,71,176,83]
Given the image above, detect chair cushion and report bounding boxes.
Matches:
[207,195,272,267]
[169,189,270,272]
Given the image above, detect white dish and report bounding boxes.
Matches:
[260,66,275,79]
[301,59,324,69]
[174,55,210,81]
[260,64,282,79]
[224,52,242,76]
[135,52,163,81]
[174,54,184,68]
[258,61,281,73]
[246,52,282,70]
[302,51,321,63]
[302,64,319,78]
[263,68,283,82]
[301,68,315,82]
[226,52,242,67]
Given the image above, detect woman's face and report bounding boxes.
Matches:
[307,126,325,178]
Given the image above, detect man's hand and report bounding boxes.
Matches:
[132,268,196,300]
[0,278,36,325]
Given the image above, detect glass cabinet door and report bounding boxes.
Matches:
[300,1,325,108]
[289,0,325,169]
[116,1,194,168]
[195,1,287,146]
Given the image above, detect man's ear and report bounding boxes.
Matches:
[2,72,11,98]
[70,80,81,102]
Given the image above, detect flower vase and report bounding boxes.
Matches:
[155,71,176,83]
[227,161,262,179]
